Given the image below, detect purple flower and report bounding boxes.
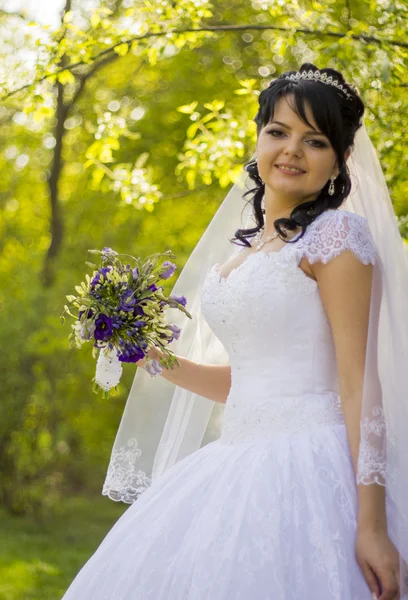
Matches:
[133,320,146,327]
[144,359,162,376]
[119,288,137,311]
[159,261,177,280]
[132,267,139,280]
[78,308,94,319]
[139,283,158,300]
[134,304,145,317]
[168,294,187,308]
[91,267,111,288]
[111,314,123,330]
[167,323,181,341]
[94,314,114,341]
[101,247,118,256]
[118,344,145,363]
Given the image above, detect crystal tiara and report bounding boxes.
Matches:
[283,69,356,100]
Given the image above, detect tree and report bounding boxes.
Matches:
[0,0,406,517]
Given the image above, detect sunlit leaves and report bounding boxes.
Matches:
[233,79,258,96]
[177,101,199,114]
[136,0,214,28]
[82,106,164,210]
[176,97,258,189]
[56,69,76,85]
[110,160,163,212]
[114,43,130,57]
[0,0,407,519]
[90,7,114,30]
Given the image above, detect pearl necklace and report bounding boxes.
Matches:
[253,227,280,251]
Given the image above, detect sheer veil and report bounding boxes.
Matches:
[102,122,408,596]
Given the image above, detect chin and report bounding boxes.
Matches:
[271,183,304,193]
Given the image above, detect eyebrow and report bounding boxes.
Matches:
[269,120,327,137]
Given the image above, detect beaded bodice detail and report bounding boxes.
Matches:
[200,209,377,445]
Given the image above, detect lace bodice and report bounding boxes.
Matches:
[200,209,377,446]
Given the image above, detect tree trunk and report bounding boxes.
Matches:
[41,80,68,287]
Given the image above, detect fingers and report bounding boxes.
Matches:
[360,563,400,600]
[359,562,381,600]
[377,570,399,600]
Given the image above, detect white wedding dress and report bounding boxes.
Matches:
[62,209,398,600]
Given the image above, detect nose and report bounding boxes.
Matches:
[283,136,303,157]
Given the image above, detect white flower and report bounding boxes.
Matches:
[72,319,96,347]
[73,322,86,348]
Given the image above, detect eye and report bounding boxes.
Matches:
[267,129,328,149]
[268,129,284,138]
[308,139,328,148]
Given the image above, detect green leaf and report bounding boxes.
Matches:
[57,70,76,85]
[177,102,199,115]
[63,10,73,24]
[91,169,106,187]
[186,122,199,139]
[201,113,216,124]
[106,137,120,150]
[114,43,129,57]
[219,172,231,188]
[99,147,114,163]
[186,170,196,189]
[90,13,100,28]
[203,100,225,112]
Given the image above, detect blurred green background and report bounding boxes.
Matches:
[0,0,407,597]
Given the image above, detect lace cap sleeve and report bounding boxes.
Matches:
[295,209,377,266]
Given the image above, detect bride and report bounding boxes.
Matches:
[61,63,407,600]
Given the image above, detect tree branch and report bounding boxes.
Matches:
[345,0,352,25]
[41,0,71,287]
[69,51,123,108]
[2,23,407,101]
[40,1,145,286]
[41,80,68,288]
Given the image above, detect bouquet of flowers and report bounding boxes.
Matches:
[61,247,191,395]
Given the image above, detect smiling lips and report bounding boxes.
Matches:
[275,164,306,175]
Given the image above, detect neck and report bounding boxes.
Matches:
[262,188,316,233]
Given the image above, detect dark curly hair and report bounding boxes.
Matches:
[231,62,365,248]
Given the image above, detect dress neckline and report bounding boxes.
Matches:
[213,244,292,284]
[212,209,338,284]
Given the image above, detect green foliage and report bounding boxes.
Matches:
[176,95,258,188]
[0,494,126,599]
[0,0,406,525]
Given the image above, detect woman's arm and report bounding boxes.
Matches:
[311,250,387,529]
[137,346,231,404]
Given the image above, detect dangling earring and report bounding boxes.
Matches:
[328,175,336,196]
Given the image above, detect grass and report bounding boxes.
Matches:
[0,494,128,600]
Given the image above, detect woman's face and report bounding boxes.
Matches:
[256,94,340,203]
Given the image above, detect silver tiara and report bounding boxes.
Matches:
[283,69,357,100]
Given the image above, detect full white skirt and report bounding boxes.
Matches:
[61,423,391,600]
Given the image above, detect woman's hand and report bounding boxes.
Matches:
[355,525,401,600]
[135,345,162,369]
